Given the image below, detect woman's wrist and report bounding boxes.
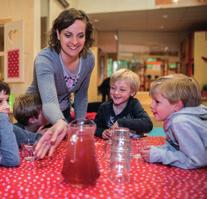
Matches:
[57,118,68,124]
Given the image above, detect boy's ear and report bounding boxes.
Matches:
[130,91,136,97]
[175,100,184,111]
[28,117,38,124]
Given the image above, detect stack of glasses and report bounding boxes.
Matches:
[108,128,131,183]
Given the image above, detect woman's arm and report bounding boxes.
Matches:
[34,57,65,124]
[0,113,20,167]
[31,52,68,159]
[74,54,95,119]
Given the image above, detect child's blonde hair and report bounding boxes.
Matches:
[110,68,140,95]
[150,73,201,107]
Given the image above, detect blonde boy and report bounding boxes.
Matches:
[94,68,153,139]
[141,74,207,169]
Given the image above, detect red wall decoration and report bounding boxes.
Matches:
[7,49,20,78]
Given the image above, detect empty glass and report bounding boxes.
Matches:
[104,130,141,160]
[108,128,131,183]
[22,139,35,161]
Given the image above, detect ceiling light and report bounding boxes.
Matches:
[172,0,179,3]
[114,33,118,41]
[93,19,99,23]
[162,14,168,18]
[164,46,169,51]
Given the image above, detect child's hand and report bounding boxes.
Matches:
[140,146,151,162]
[111,122,119,129]
[102,129,112,140]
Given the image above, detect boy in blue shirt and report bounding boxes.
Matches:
[0,81,42,167]
[141,74,207,169]
[0,81,20,166]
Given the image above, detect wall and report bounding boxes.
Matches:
[118,31,187,63]
[119,31,186,53]
[48,0,65,28]
[74,0,155,13]
[97,32,117,53]
[88,47,99,102]
[0,0,40,96]
[194,31,207,88]
[48,0,79,27]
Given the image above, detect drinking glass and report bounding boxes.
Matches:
[108,128,131,183]
[22,139,35,161]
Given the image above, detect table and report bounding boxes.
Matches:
[0,137,207,199]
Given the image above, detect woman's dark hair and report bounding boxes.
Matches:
[48,8,94,58]
[0,80,10,95]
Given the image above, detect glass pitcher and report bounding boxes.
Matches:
[61,119,100,186]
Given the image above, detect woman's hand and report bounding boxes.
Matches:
[36,125,48,135]
[102,129,112,140]
[140,146,151,162]
[34,119,68,159]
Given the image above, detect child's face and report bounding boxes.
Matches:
[150,93,180,121]
[35,111,48,127]
[0,91,10,113]
[110,80,135,107]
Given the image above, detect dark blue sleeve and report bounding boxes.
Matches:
[13,124,42,148]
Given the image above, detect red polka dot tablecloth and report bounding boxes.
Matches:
[0,137,207,199]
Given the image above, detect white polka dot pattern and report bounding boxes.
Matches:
[0,137,207,199]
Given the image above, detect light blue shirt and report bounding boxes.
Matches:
[150,105,207,169]
[0,113,20,167]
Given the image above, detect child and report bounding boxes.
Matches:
[13,93,48,133]
[140,74,207,169]
[0,81,20,166]
[94,68,153,139]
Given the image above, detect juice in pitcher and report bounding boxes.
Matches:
[61,120,100,186]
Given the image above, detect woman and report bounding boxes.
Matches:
[27,8,94,158]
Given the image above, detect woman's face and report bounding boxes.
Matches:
[0,91,10,113]
[57,20,86,59]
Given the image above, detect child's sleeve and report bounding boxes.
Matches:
[149,120,207,169]
[0,113,20,167]
[13,124,42,148]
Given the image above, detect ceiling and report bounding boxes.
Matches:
[88,5,207,32]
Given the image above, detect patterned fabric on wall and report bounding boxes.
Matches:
[7,49,20,78]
